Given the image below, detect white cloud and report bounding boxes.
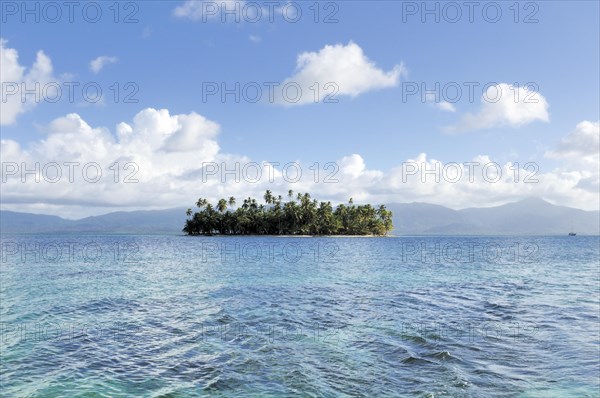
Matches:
[90,56,118,74]
[446,83,549,132]
[1,108,222,216]
[2,109,598,218]
[338,154,383,180]
[544,121,599,194]
[381,152,599,210]
[437,101,456,112]
[276,41,406,105]
[0,39,54,125]
[425,93,456,112]
[249,35,261,43]
[162,112,220,153]
[546,121,599,160]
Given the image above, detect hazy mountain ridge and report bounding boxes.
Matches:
[1,198,598,235]
[0,208,186,234]
[386,198,599,235]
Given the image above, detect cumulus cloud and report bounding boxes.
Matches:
[2,109,598,218]
[1,108,221,216]
[338,154,383,180]
[90,56,118,74]
[446,83,549,132]
[546,121,599,160]
[276,41,406,105]
[0,39,55,125]
[162,112,220,152]
[379,151,598,211]
[544,121,599,194]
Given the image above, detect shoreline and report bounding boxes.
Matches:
[184,234,385,238]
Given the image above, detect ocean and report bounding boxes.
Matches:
[1,235,598,397]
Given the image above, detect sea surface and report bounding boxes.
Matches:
[0,235,598,397]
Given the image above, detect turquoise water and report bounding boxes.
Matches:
[1,235,598,397]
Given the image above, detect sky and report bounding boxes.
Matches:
[1,0,599,219]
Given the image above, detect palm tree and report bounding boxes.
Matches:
[264,190,273,205]
[377,205,393,235]
[186,208,193,218]
[274,199,283,234]
[228,196,236,207]
[216,199,228,234]
[196,198,208,209]
[217,199,227,213]
[284,201,300,234]
[204,203,216,235]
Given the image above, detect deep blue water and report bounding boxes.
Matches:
[1,235,599,397]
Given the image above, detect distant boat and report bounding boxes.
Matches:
[568,219,576,236]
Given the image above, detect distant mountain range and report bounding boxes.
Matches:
[1,198,598,235]
[386,198,599,235]
[0,208,185,234]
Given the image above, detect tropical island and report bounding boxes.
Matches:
[183,190,393,236]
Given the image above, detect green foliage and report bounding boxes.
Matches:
[183,192,393,236]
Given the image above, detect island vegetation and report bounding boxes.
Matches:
[183,190,393,236]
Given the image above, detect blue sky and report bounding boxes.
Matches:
[1,1,599,217]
